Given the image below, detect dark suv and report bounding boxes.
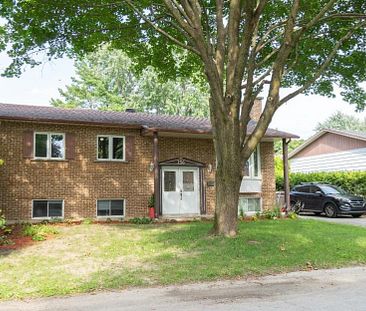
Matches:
[290,183,366,218]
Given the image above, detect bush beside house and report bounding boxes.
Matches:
[276,171,366,197]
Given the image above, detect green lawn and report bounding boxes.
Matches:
[1,219,366,300]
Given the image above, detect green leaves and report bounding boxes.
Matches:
[1,0,365,108]
[315,111,366,132]
[51,46,209,117]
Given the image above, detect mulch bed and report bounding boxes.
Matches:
[0,224,34,251]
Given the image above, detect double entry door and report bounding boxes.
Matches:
[161,166,200,215]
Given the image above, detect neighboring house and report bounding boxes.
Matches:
[0,101,297,222]
[290,129,366,173]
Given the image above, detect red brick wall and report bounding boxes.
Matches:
[0,121,154,221]
[260,142,276,210]
[0,120,276,221]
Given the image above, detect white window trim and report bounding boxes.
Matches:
[34,132,65,160]
[31,199,64,220]
[238,197,262,215]
[243,144,261,180]
[96,135,126,161]
[96,199,126,218]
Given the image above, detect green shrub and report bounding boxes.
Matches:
[276,171,366,197]
[129,217,152,224]
[148,195,155,208]
[82,218,93,225]
[262,207,282,220]
[0,210,13,245]
[22,224,59,241]
[238,208,246,219]
[0,210,6,230]
[287,211,298,220]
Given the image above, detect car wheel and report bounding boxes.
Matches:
[324,204,337,218]
[352,214,362,218]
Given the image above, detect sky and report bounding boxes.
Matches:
[1,51,365,139]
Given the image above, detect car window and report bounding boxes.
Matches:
[309,186,321,194]
[319,185,347,195]
[295,186,310,193]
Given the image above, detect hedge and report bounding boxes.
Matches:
[276,171,366,197]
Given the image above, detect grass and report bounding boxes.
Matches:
[1,219,366,299]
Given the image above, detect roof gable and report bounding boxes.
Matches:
[289,129,366,159]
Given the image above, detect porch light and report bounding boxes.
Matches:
[149,162,154,172]
[207,163,213,173]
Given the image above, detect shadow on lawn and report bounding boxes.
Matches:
[124,220,366,283]
[92,220,334,286]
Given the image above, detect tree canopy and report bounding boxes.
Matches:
[1,0,365,235]
[1,1,365,109]
[51,46,209,117]
[315,111,366,132]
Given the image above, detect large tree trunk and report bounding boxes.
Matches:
[212,118,244,236]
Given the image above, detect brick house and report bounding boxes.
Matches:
[0,101,297,222]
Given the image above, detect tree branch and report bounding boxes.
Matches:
[215,0,226,85]
[279,20,366,105]
[241,0,301,158]
[124,0,200,55]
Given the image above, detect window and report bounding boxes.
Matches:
[183,171,194,192]
[309,186,321,194]
[97,200,124,217]
[295,186,310,193]
[32,200,63,218]
[97,136,125,161]
[244,144,260,178]
[34,133,65,159]
[238,197,261,214]
[164,171,176,192]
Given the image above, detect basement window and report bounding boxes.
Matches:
[32,200,63,219]
[238,197,261,214]
[97,200,125,217]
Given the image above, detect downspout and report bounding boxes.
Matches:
[153,131,160,218]
[282,138,291,214]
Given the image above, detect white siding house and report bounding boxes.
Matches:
[290,129,366,173]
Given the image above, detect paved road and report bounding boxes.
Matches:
[301,214,366,227]
[2,267,366,311]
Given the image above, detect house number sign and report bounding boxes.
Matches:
[177,158,186,165]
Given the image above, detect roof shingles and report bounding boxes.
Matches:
[0,103,298,139]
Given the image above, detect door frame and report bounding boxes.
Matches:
[159,158,206,216]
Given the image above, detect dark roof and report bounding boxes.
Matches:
[0,103,298,139]
[289,128,366,158]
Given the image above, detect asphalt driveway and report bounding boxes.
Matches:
[1,267,366,311]
[300,214,366,227]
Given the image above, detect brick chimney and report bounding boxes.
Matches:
[249,98,262,121]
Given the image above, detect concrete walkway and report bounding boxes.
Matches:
[301,214,366,227]
[1,267,366,311]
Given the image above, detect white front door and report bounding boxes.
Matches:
[162,166,200,215]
